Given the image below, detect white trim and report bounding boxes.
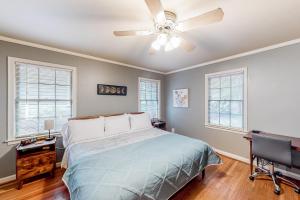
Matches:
[138,77,161,119]
[214,148,249,163]
[0,35,165,74]
[166,38,300,74]
[205,125,247,135]
[214,148,300,180]
[0,175,16,185]
[0,162,62,185]
[205,67,248,132]
[7,57,77,141]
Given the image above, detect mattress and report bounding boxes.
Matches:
[62,128,221,200]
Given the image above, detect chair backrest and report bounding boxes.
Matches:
[292,150,300,169]
[252,134,292,166]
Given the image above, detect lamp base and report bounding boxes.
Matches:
[45,136,55,141]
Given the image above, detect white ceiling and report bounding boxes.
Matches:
[0,0,300,73]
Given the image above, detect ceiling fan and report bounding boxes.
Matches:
[113,0,224,53]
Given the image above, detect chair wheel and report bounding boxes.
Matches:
[274,189,281,195]
[295,188,300,194]
[274,171,282,176]
[249,175,255,181]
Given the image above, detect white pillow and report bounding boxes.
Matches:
[129,113,153,131]
[105,114,130,135]
[67,117,105,145]
[61,123,70,148]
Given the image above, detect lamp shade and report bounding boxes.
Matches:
[44,119,54,130]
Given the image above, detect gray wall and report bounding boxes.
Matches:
[0,40,165,178]
[166,43,300,160]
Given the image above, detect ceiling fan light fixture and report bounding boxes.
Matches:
[157,33,168,45]
[170,36,181,48]
[151,40,161,50]
[164,42,174,52]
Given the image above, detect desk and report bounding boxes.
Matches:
[243,131,300,175]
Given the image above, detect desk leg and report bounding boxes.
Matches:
[249,140,253,175]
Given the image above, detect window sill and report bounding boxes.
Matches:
[205,124,247,135]
[5,132,62,145]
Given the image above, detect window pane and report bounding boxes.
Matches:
[16,64,27,83]
[16,118,38,136]
[220,76,230,88]
[28,83,39,99]
[56,85,71,100]
[56,101,72,117]
[220,101,230,114]
[39,101,55,118]
[55,117,69,131]
[140,81,146,90]
[209,89,220,100]
[39,84,55,99]
[231,114,243,128]
[16,83,27,99]
[39,67,55,84]
[16,101,38,119]
[231,101,243,115]
[231,74,243,87]
[209,101,219,114]
[231,87,243,100]
[221,88,230,100]
[209,113,219,125]
[220,114,230,126]
[56,70,71,85]
[209,77,220,88]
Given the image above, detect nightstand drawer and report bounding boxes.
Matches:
[17,152,56,179]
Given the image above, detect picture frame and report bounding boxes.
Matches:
[173,89,188,108]
[97,84,127,96]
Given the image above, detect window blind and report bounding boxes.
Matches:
[207,70,246,130]
[15,63,73,137]
[139,78,160,119]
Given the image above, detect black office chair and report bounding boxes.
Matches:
[249,134,300,195]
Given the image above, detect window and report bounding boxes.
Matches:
[8,57,77,141]
[205,68,247,132]
[138,77,161,119]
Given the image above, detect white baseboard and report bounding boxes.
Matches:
[0,162,62,186]
[0,175,16,185]
[214,148,300,180]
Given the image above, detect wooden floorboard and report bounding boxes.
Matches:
[0,155,299,200]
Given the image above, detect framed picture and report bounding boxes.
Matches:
[173,89,188,108]
[97,84,127,96]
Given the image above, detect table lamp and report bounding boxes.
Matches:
[44,119,55,141]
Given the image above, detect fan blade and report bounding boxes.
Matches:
[181,38,196,52]
[113,30,153,36]
[177,8,224,32]
[145,0,166,24]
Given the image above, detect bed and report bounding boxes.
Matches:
[61,113,221,200]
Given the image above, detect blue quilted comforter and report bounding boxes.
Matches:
[63,132,221,200]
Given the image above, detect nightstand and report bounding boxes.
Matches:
[152,120,166,130]
[16,138,56,189]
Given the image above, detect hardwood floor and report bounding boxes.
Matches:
[0,155,299,200]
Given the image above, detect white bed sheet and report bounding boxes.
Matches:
[61,128,169,168]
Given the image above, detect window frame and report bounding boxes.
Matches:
[7,57,77,142]
[205,68,248,134]
[138,77,161,119]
